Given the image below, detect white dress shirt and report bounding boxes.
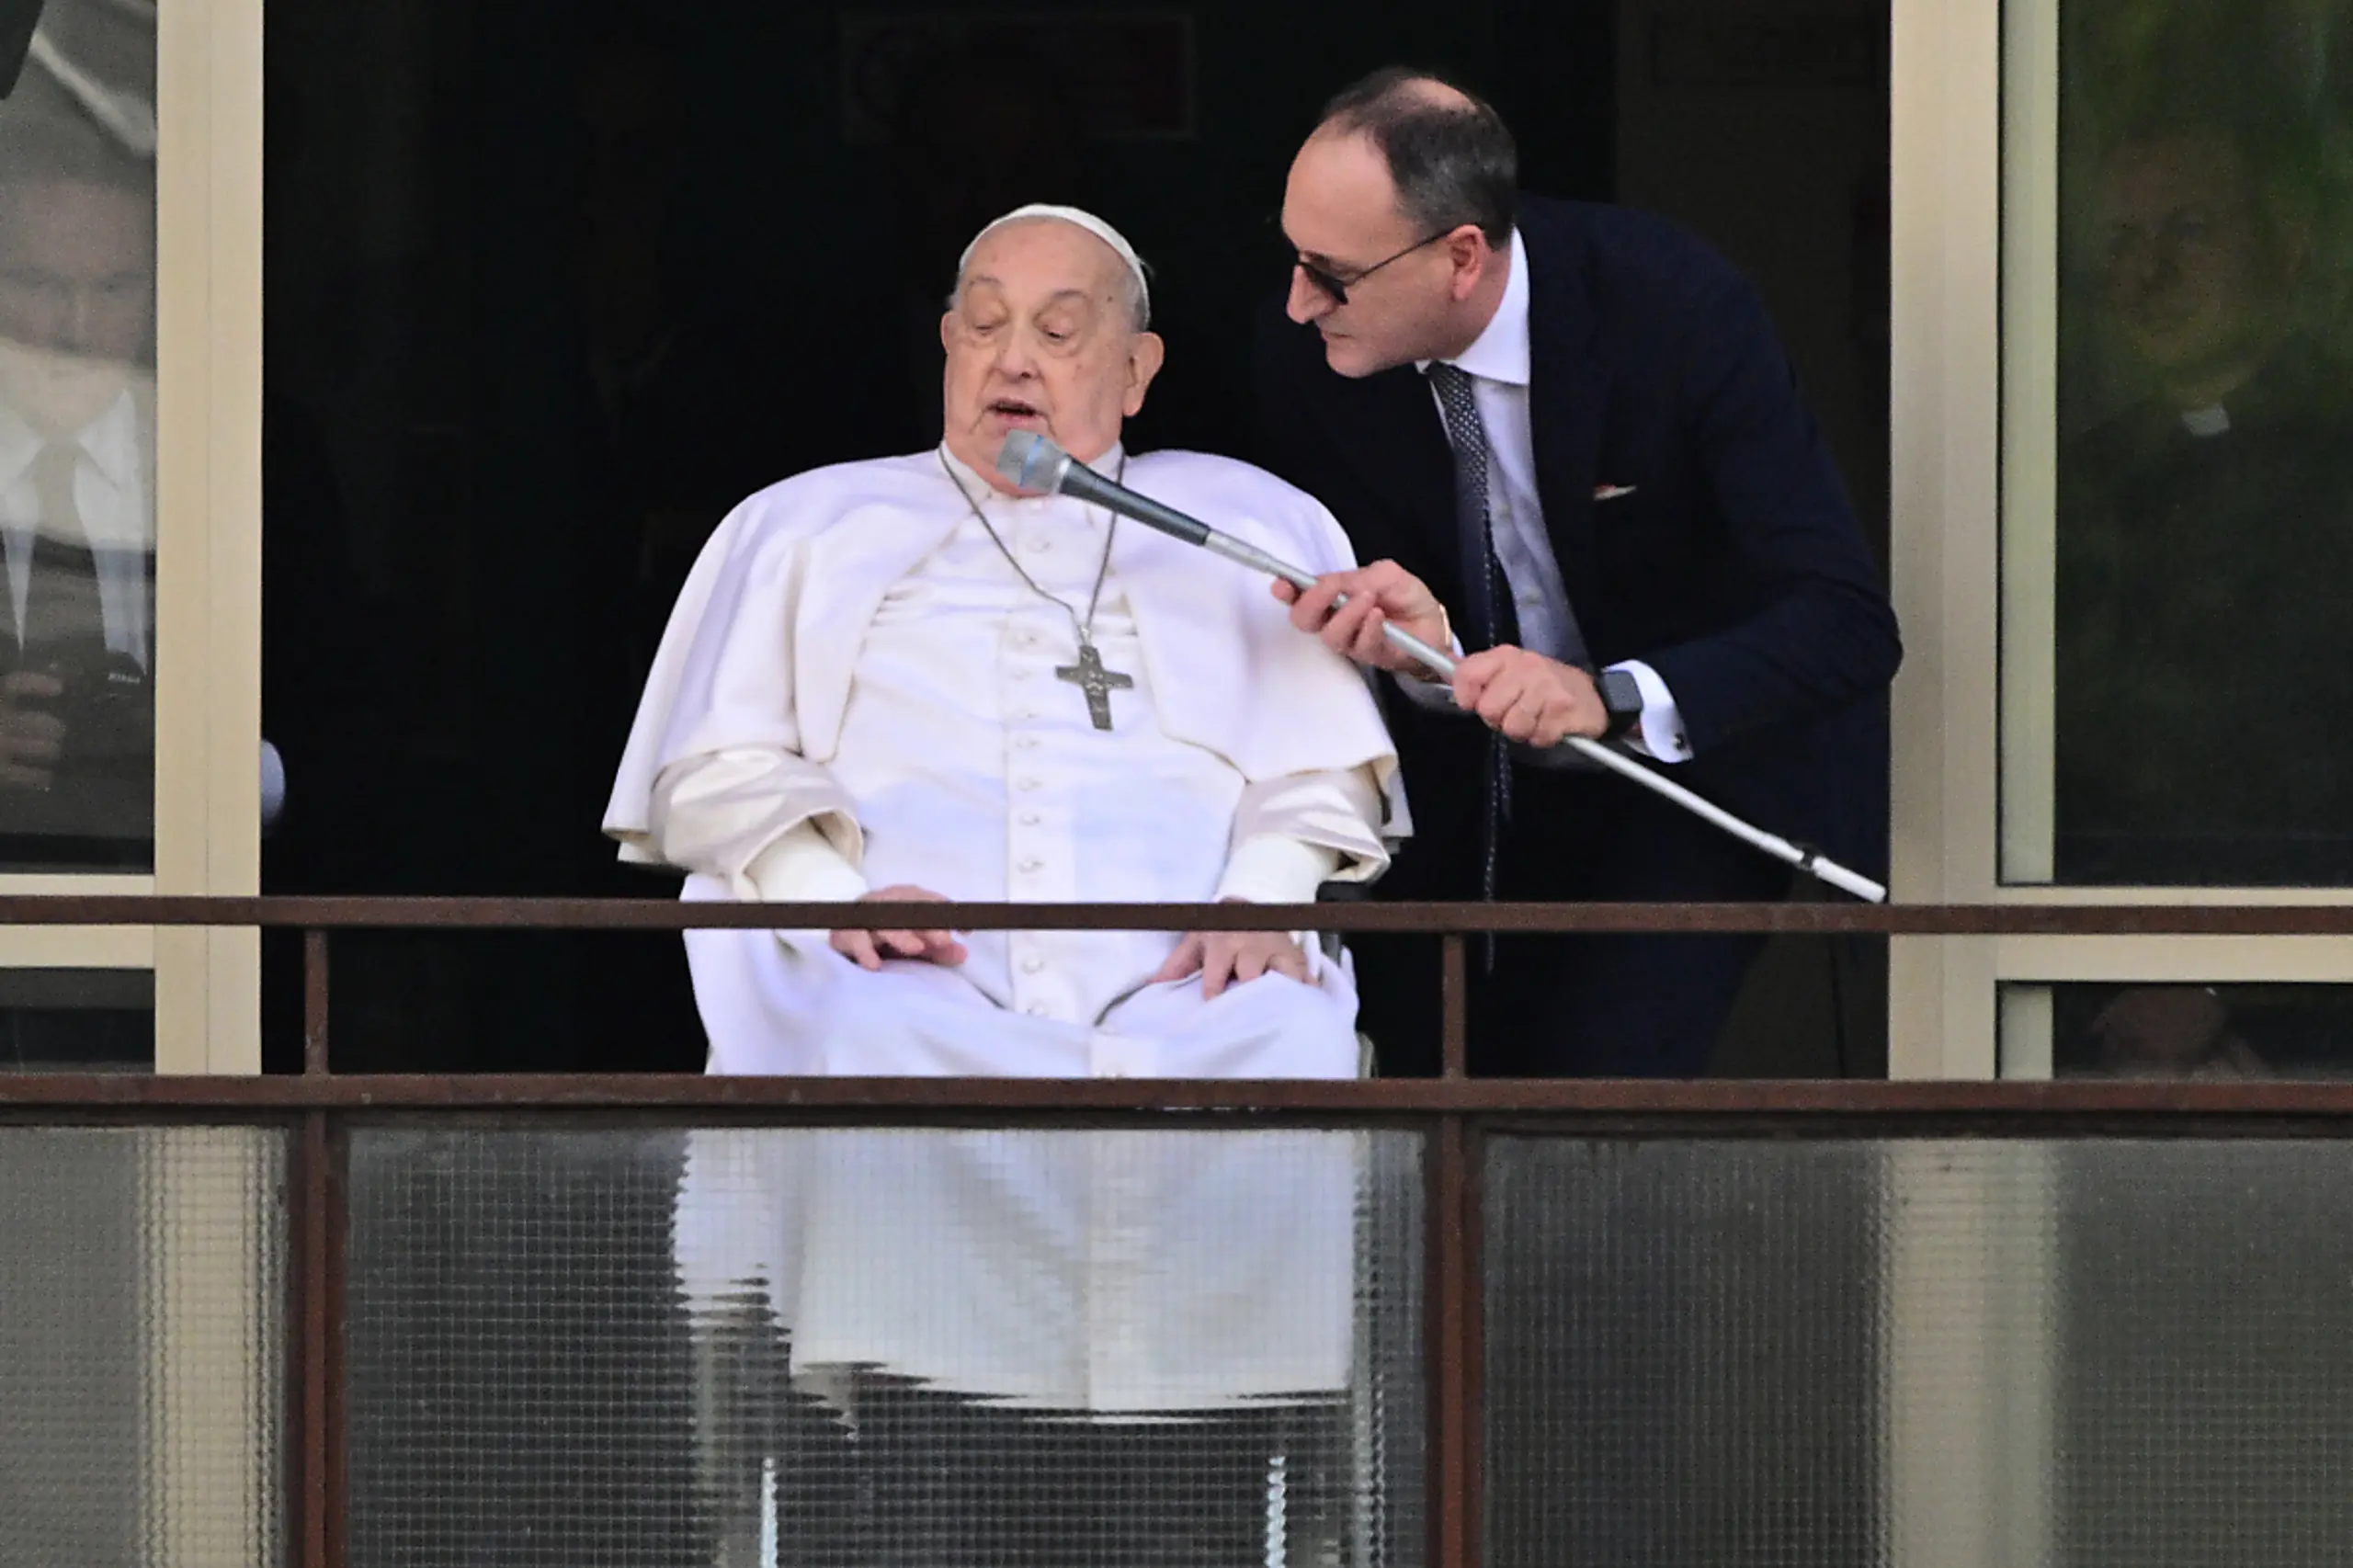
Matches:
[0,391,152,666]
[1404,228,1692,762]
[0,391,287,831]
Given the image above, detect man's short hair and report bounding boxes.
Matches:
[2104,105,2326,249]
[0,85,153,201]
[1316,66,1517,248]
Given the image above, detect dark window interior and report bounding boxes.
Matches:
[260,0,1889,1074]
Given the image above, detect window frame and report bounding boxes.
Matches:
[0,0,265,1074]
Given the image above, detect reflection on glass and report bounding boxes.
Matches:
[0,965,149,1071]
[2052,982,2353,1078]
[0,0,155,871]
[675,1128,1416,1567]
[2052,0,2353,884]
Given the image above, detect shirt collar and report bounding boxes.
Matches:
[938,439,1127,503]
[1420,227,1530,387]
[0,403,39,494]
[0,387,142,494]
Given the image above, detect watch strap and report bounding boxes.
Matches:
[1596,666,1644,741]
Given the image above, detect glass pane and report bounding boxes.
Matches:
[346,1126,1424,1568]
[1485,1139,1883,1567]
[2051,1141,2353,1567]
[0,965,150,1070]
[0,0,156,871]
[2048,0,2353,884]
[2025,980,2353,1078]
[1486,1136,2353,1566]
[0,1126,290,1563]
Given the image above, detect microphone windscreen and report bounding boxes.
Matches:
[995,431,1069,493]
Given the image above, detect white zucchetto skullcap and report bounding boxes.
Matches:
[957,203,1152,327]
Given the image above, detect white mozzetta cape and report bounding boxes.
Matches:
[604,447,1405,880]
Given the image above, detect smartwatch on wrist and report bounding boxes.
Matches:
[1596,666,1644,741]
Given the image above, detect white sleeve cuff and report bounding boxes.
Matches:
[1609,659,1693,763]
[1213,834,1343,904]
[744,819,871,903]
[1211,838,1346,990]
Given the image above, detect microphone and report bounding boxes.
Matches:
[999,430,1324,593]
[998,430,1212,548]
[988,434,1889,902]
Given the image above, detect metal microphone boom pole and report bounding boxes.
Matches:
[997,431,1889,903]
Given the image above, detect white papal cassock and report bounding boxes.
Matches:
[606,445,1404,1079]
[673,1128,1365,1415]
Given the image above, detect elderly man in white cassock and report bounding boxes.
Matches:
[606,205,1403,1079]
[620,208,1401,1562]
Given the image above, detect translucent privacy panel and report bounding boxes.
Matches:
[1484,1138,1882,1568]
[2047,1141,2353,1566]
[0,1126,289,1565]
[1486,1136,2353,1568]
[345,1126,1426,1568]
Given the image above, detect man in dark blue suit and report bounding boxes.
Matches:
[1257,69,1899,1077]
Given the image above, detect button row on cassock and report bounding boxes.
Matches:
[995,517,1104,1020]
[1005,603,1063,1020]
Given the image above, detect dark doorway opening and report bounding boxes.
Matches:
[261,0,1888,1077]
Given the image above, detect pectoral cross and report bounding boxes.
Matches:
[1055,640,1134,731]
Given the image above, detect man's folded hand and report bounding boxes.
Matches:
[0,670,66,790]
[1150,926,1309,998]
[1452,646,1608,747]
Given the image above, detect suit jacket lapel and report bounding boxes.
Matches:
[1524,220,1610,648]
[1306,366,1460,594]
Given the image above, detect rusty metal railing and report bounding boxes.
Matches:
[5,895,2353,1568]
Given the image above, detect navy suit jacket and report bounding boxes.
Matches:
[1254,195,1901,885]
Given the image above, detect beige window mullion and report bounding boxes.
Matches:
[1890,0,2004,1078]
[1887,1,2064,1561]
[151,0,263,1075]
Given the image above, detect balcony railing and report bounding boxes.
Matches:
[4,896,2352,1568]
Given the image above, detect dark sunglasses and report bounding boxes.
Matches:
[1290,228,1456,307]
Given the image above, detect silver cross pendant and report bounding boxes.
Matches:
[1054,640,1134,731]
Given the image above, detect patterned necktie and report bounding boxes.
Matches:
[1427,362,1514,913]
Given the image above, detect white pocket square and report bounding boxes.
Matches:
[1594,484,1638,501]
